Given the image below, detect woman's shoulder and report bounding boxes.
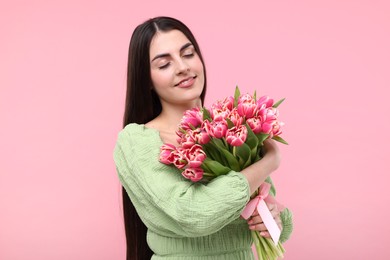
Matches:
[116,123,161,146]
[114,123,163,170]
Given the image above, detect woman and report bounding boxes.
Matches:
[114,16,293,260]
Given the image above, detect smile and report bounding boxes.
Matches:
[175,76,197,88]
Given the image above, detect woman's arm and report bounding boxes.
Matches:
[114,126,251,237]
[241,139,281,194]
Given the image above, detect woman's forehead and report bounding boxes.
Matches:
[149,30,192,57]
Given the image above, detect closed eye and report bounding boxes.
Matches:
[158,63,170,70]
[183,53,194,58]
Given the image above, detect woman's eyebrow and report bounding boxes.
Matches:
[151,42,193,62]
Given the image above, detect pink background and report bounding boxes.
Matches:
[1,0,389,259]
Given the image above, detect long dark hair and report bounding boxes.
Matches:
[122,16,207,259]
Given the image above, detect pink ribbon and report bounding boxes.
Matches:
[241,182,285,245]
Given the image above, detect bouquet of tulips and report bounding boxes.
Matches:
[159,86,287,259]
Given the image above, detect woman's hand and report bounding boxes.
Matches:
[247,203,283,238]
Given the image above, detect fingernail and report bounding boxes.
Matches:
[260,232,266,236]
[249,226,255,230]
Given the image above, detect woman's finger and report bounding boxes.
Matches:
[249,222,267,231]
[247,215,262,225]
[270,208,279,218]
[251,209,259,217]
[259,231,271,238]
[267,203,276,211]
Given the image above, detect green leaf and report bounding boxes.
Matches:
[202,143,224,163]
[234,85,241,107]
[250,147,257,162]
[257,133,269,145]
[245,124,258,149]
[202,158,231,176]
[272,98,285,108]
[200,162,212,173]
[211,138,240,171]
[235,143,251,169]
[272,135,289,145]
[244,157,253,168]
[225,118,235,129]
[211,138,227,150]
[218,147,240,171]
[202,107,211,121]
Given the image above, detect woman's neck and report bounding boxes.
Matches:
[147,99,201,134]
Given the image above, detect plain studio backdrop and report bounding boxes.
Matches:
[1,0,389,259]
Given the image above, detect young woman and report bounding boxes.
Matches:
[114,16,293,260]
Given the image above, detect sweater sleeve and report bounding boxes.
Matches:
[113,125,251,238]
[264,177,293,243]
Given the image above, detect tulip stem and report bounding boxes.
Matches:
[222,138,228,148]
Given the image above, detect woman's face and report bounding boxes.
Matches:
[149,29,205,107]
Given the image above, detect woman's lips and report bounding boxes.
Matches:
[175,76,196,88]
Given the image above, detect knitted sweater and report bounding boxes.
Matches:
[113,123,293,259]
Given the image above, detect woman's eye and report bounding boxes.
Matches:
[183,53,194,58]
[159,63,170,69]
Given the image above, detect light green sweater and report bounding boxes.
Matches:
[114,124,293,259]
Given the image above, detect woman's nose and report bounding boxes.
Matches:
[176,59,190,74]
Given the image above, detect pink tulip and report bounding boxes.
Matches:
[176,129,185,139]
[257,107,267,119]
[219,96,234,110]
[252,106,284,137]
[182,167,204,182]
[202,120,212,137]
[211,107,231,122]
[180,107,203,131]
[179,131,197,149]
[257,95,274,109]
[226,125,248,146]
[266,107,279,119]
[237,94,258,118]
[270,121,284,138]
[227,109,243,127]
[184,144,206,168]
[261,122,273,134]
[246,117,262,134]
[159,143,176,164]
[256,107,278,122]
[209,121,228,139]
[193,128,211,145]
[172,148,188,169]
[256,107,279,133]
[211,96,234,111]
